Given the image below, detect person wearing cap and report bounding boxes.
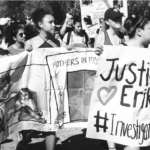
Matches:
[94,7,125,150]
[94,7,125,55]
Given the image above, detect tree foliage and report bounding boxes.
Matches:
[0,0,80,24]
[0,1,25,19]
[0,0,150,24]
[128,0,150,17]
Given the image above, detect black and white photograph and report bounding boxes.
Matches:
[1,1,150,150]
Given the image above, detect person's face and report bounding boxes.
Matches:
[74,22,82,34]
[106,17,122,30]
[15,28,26,44]
[140,21,150,45]
[20,91,29,101]
[40,15,55,35]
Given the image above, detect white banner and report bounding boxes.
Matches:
[87,46,150,147]
[0,48,99,142]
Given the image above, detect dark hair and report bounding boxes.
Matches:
[124,15,150,39]
[25,24,38,40]
[5,22,25,46]
[12,24,25,37]
[31,8,51,30]
[73,17,81,25]
[17,88,33,100]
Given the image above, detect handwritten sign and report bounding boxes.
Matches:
[86,46,150,147]
[45,48,99,127]
[80,0,113,38]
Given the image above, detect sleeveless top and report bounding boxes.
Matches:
[38,36,60,48]
[104,31,125,45]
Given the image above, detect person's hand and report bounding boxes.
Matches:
[64,14,70,24]
[25,45,33,52]
[65,13,73,26]
[67,44,74,51]
[95,45,103,56]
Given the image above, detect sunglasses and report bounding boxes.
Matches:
[18,32,26,37]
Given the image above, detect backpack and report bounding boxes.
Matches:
[66,30,89,45]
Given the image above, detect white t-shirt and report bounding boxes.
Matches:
[63,31,89,48]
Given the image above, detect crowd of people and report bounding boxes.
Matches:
[0,6,150,150]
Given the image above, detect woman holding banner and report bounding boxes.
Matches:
[95,15,150,150]
[120,15,150,48]
[94,7,125,55]
[94,7,125,150]
[25,9,60,49]
[19,8,61,150]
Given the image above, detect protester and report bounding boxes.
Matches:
[119,14,150,150]
[5,23,26,55]
[25,9,60,49]
[59,10,74,38]
[114,15,150,150]
[61,17,92,50]
[23,8,60,150]
[94,7,125,55]
[120,15,150,48]
[94,7,125,150]
[95,15,150,150]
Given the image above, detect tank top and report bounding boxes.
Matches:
[38,37,60,48]
[104,31,125,45]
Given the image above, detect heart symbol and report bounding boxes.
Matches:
[97,86,117,106]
